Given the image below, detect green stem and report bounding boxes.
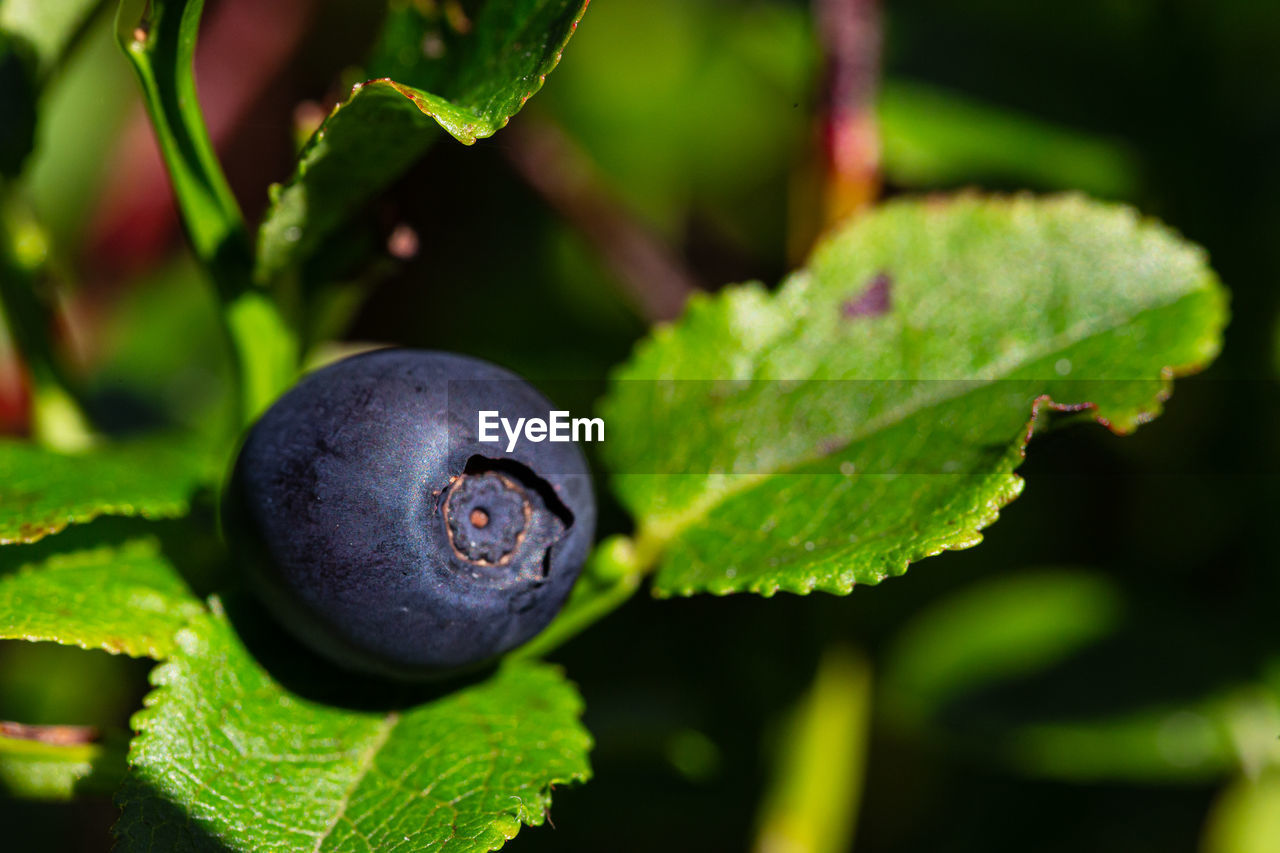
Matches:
[516,518,688,658]
[515,535,646,658]
[115,0,295,425]
[752,646,873,853]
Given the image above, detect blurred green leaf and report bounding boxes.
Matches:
[255,0,590,282]
[753,647,871,853]
[81,258,232,440]
[1006,687,1277,783]
[1010,655,1280,783]
[881,570,1280,784]
[536,0,813,244]
[601,195,1227,597]
[0,728,126,800]
[24,14,135,248]
[115,600,592,851]
[0,636,146,725]
[1203,772,1280,853]
[0,439,215,544]
[0,0,100,175]
[881,570,1123,728]
[879,80,1141,198]
[0,0,102,78]
[0,536,201,658]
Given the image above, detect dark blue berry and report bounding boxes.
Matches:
[223,349,595,678]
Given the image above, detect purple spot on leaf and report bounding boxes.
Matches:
[841,271,892,319]
[819,436,846,455]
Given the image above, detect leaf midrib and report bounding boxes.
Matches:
[312,711,401,852]
[635,286,1214,553]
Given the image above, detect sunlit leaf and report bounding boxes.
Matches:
[114,600,592,852]
[255,0,590,282]
[601,195,1227,596]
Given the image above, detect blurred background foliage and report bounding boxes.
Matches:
[2,0,1279,850]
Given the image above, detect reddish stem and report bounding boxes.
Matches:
[815,0,882,227]
[0,720,99,746]
[504,117,699,323]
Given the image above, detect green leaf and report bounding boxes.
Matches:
[0,728,127,800]
[534,0,813,239]
[23,15,136,248]
[1203,773,1280,853]
[997,651,1280,784]
[879,80,1141,198]
[254,0,590,282]
[0,438,215,544]
[753,647,871,853]
[876,568,1245,782]
[600,195,1227,597]
[115,600,592,852]
[1005,686,1276,783]
[0,536,202,657]
[0,0,103,78]
[0,0,101,173]
[881,570,1123,730]
[880,568,1280,784]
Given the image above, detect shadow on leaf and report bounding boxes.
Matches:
[112,774,235,853]
[219,591,495,712]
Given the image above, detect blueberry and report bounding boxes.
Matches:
[222,349,595,678]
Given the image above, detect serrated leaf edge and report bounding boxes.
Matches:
[649,349,1213,600]
[260,0,591,224]
[0,500,193,547]
[0,541,206,658]
[605,195,1228,598]
[113,601,592,852]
